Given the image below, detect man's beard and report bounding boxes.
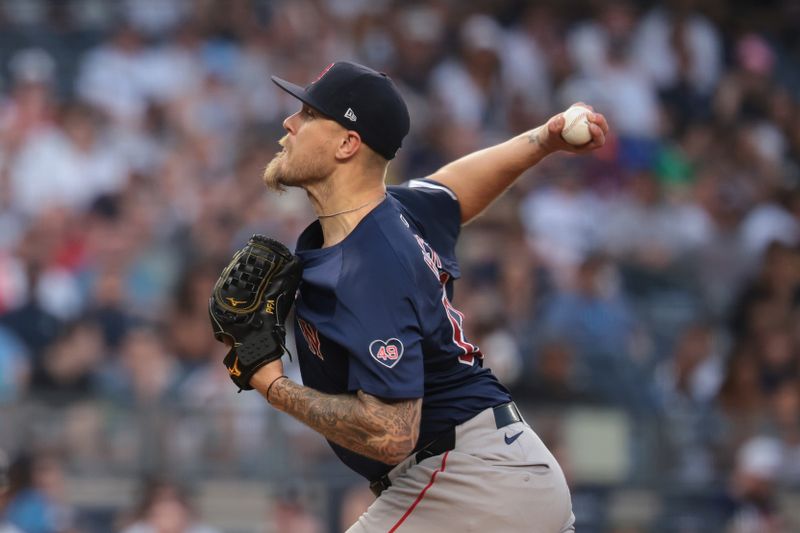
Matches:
[262,135,331,192]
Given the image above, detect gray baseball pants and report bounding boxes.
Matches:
[346,405,576,532]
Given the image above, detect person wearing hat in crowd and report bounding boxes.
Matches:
[725,436,786,533]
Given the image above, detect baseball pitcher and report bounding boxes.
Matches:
[209,61,609,532]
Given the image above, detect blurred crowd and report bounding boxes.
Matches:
[0,0,800,531]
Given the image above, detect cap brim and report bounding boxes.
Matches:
[271,76,324,113]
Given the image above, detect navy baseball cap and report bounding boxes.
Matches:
[271,62,410,160]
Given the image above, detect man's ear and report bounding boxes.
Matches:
[335,130,362,161]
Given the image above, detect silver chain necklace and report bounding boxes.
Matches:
[317,194,386,219]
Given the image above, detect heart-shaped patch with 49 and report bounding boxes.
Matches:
[369,338,404,368]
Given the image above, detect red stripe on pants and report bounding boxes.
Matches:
[388,451,450,532]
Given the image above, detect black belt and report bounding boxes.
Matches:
[369,402,523,497]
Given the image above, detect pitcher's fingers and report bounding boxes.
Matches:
[589,123,606,146]
[589,113,609,135]
[549,115,565,134]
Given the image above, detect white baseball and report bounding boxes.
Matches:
[560,105,593,146]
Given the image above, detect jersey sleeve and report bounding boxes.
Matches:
[390,178,462,278]
[332,239,424,400]
[338,294,424,399]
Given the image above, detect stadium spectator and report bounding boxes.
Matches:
[119,479,219,533]
[0,448,22,533]
[725,436,786,533]
[541,254,652,408]
[3,452,75,533]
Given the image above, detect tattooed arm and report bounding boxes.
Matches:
[428,105,609,225]
[251,367,421,465]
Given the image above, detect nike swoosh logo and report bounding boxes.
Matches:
[504,431,523,445]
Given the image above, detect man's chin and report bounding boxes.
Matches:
[262,151,325,191]
[262,157,289,192]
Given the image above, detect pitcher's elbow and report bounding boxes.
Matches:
[381,435,417,465]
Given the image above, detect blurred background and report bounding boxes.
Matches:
[0,0,799,531]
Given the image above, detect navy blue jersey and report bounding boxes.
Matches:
[293,179,511,480]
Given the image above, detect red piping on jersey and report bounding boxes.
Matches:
[298,317,323,360]
[388,451,449,532]
[438,271,478,357]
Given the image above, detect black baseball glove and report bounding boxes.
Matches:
[209,235,301,391]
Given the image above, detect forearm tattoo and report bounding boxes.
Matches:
[266,379,422,464]
[527,129,541,145]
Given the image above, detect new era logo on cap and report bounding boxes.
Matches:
[270,61,410,160]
